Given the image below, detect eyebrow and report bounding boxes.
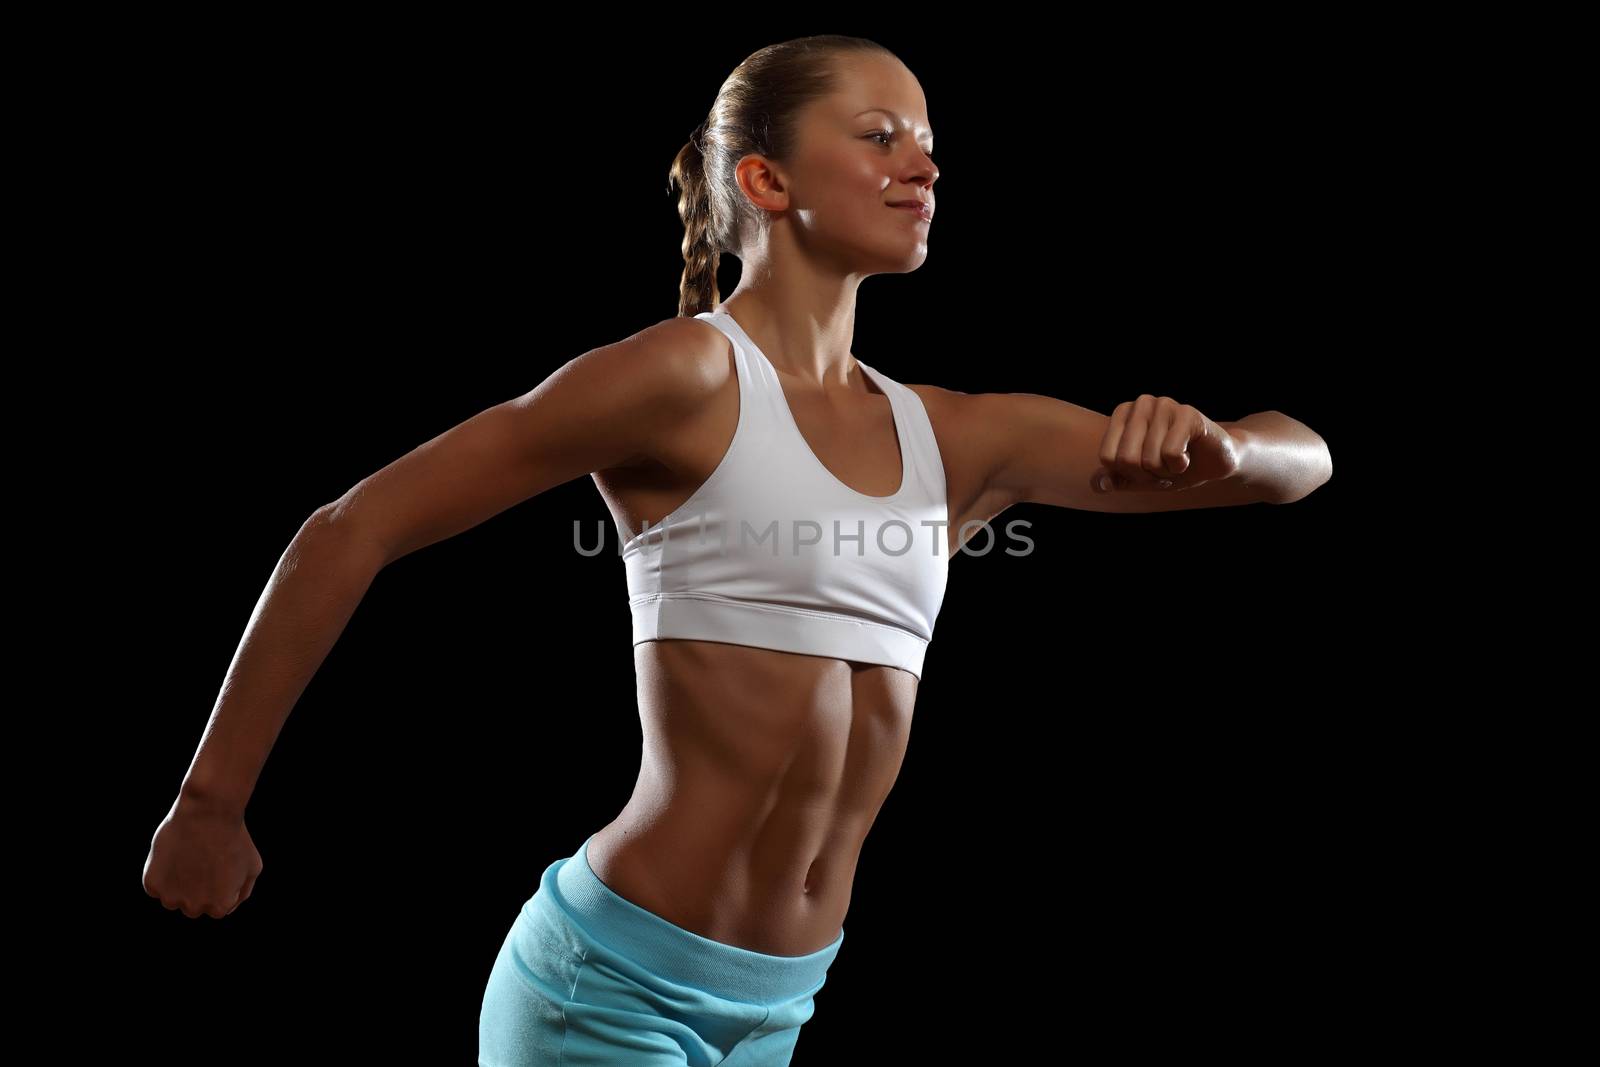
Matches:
[854,107,934,142]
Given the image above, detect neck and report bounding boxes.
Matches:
[717,279,863,390]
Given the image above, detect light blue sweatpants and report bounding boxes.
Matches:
[479,833,845,1066]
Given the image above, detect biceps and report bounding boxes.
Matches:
[320,397,595,565]
[984,392,1110,509]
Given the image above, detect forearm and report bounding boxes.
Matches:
[1217,410,1332,504]
[177,509,385,817]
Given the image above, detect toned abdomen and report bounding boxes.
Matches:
[585,638,917,957]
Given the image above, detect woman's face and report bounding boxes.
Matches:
[756,53,939,275]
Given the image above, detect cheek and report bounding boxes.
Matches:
[841,155,888,197]
[803,152,888,213]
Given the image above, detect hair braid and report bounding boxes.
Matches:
[668,119,721,318]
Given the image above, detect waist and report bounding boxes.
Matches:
[577,825,851,964]
[546,832,844,1000]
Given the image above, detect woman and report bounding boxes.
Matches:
[142,33,1332,1066]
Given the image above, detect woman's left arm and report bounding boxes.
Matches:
[975,391,1333,513]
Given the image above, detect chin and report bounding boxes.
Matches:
[833,232,929,275]
[892,248,930,272]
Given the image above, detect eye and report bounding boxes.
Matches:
[865,130,935,158]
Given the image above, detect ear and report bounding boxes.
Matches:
[735,153,789,213]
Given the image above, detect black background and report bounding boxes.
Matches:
[82,14,1417,1064]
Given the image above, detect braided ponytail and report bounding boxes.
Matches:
[667,119,721,318]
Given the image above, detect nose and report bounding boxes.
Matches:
[890,146,937,204]
[894,166,936,202]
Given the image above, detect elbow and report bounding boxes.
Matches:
[301,496,390,571]
[1273,442,1332,504]
[303,499,348,539]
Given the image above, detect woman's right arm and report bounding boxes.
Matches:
[143,316,719,917]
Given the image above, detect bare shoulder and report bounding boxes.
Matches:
[902,381,970,420]
[901,382,1005,455]
[585,313,735,402]
[511,312,737,478]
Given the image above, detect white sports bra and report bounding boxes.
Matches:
[620,305,951,680]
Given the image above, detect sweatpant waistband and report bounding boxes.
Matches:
[544,833,844,1003]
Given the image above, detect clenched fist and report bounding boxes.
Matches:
[1093,394,1242,493]
[143,793,263,919]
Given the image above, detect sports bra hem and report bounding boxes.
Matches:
[629,590,929,679]
[629,590,927,637]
